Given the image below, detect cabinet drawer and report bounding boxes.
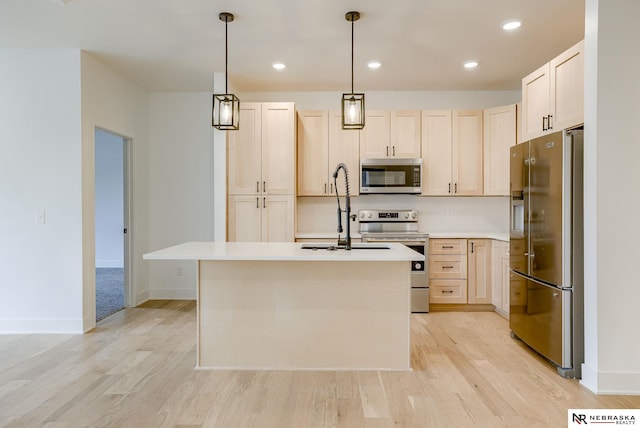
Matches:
[430,279,467,304]
[429,254,467,279]
[429,239,467,255]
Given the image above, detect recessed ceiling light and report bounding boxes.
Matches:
[463,61,479,69]
[502,20,522,31]
[272,63,286,71]
[367,61,381,70]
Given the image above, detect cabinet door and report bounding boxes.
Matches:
[228,195,262,242]
[550,40,584,132]
[483,104,516,196]
[261,103,295,195]
[421,110,453,195]
[501,253,510,314]
[359,110,390,158]
[329,111,360,195]
[227,103,262,195]
[468,240,492,304]
[452,110,483,195]
[297,110,329,196]
[262,195,295,242]
[491,240,509,315]
[390,110,421,157]
[522,63,550,141]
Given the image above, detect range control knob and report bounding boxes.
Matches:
[359,212,365,219]
[411,212,417,219]
[414,262,422,270]
[367,212,372,219]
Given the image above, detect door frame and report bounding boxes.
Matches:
[95,126,133,308]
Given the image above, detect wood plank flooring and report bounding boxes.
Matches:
[1,300,638,427]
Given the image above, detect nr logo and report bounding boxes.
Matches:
[573,413,588,424]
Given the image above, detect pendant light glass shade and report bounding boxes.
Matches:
[341,93,365,129]
[341,11,365,130]
[213,93,240,130]
[213,12,240,130]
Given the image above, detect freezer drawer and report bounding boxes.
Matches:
[509,272,573,370]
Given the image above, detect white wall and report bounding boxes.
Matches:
[95,129,124,268]
[239,90,520,111]
[147,93,215,299]
[0,49,84,333]
[582,0,640,394]
[298,196,508,235]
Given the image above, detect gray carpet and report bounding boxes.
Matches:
[96,268,124,321]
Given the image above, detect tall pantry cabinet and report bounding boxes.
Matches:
[227,102,296,242]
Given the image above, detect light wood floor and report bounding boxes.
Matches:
[1,301,638,427]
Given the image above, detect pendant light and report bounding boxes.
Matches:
[341,11,365,130]
[212,12,240,130]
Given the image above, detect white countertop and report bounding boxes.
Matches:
[427,232,509,242]
[143,241,423,262]
[296,232,509,242]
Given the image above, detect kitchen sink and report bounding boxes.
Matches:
[300,243,390,250]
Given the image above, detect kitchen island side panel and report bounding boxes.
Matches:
[197,260,411,370]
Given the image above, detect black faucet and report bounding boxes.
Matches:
[332,163,353,250]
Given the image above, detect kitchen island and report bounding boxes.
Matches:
[143,241,422,371]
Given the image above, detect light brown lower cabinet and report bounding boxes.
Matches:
[429,239,467,304]
[429,238,507,310]
[467,239,492,304]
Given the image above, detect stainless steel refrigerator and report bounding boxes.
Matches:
[509,128,584,378]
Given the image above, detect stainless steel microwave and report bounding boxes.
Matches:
[360,158,422,194]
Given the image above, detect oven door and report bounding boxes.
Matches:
[361,237,429,313]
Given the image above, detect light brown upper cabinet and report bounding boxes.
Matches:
[422,110,483,196]
[360,110,421,158]
[297,110,360,196]
[228,102,296,242]
[522,40,584,141]
[483,104,517,196]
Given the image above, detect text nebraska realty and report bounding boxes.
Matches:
[573,413,636,424]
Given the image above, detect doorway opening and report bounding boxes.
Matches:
[94,128,131,321]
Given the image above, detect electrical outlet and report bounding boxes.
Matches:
[176,267,183,276]
[445,209,454,222]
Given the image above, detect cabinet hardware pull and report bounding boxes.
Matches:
[256,181,259,192]
[547,115,553,130]
[454,183,457,193]
[471,242,474,253]
[392,146,395,156]
[442,290,454,294]
[386,146,389,157]
[448,183,451,194]
[263,181,266,192]
[331,183,333,194]
[442,265,454,269]
[542,116,547,131]
[442,245,454,249]
[263,197,266,208]
[256,197,259,208]
[324,183,327,194]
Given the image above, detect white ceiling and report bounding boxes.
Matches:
[0,0,585,93]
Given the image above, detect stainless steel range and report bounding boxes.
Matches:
[358,209,429,313]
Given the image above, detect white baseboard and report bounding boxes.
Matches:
[148,288,197,300]
[0,318,84,334]
[581,363,640,394]
[135,289,150,306]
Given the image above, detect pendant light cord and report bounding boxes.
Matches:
[225,18,229,94]
[350,18,354,94]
